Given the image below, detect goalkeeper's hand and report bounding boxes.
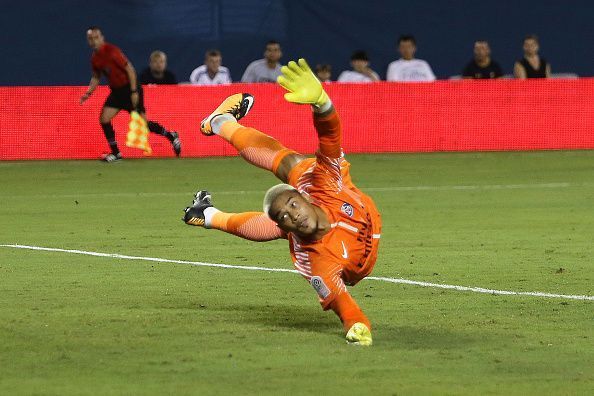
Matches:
[277,58,329,107]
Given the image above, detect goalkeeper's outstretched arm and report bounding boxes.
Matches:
[278,58,341,157]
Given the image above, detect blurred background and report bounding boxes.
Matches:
[3,0,593,85]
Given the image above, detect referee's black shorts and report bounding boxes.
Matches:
[104,85,146,113]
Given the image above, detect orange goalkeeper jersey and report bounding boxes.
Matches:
[286,111,381,309]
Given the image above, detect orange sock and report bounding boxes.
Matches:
[210,211,284,242]
[329,291,371,332]
[219,121,295,173]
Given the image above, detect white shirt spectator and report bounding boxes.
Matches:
[337,70,380,83]
[241,59,282,83]
[189,65,232,85]
[386,59,436,81]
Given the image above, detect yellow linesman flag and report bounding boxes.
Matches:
[126,111,152,155]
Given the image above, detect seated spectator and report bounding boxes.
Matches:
[241,41,283,83]
[139,50,177,85]
[315,64,332,82]
[386,35,436,82]
[189,49,232,85]
[514,34,551,79]
[462,40,503,79]
[337,51,380,82]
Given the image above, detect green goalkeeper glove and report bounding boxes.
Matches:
[277,58,329,107]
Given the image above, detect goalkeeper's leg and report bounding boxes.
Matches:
[205,108,305,183]
[183,190,284,241]
[208,210,284,241]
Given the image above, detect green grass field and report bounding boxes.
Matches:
[1,151,593,395]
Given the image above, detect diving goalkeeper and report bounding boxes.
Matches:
[183,59,382,346]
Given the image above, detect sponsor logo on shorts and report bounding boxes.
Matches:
[310,276,331,299]
[341,202,354,217]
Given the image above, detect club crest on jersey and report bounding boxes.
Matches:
[341,202,354,217]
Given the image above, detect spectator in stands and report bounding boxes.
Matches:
[139,50,177,85]
[315,64,332,82]
[241,41,283,83]
[514,34,551,79]
[189,49,232,85]
[462,40,503,79]
[386,35,436,82]
[337,51,380,82]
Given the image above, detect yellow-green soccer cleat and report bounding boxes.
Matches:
[345,322,372,346]
[200,93,254,135]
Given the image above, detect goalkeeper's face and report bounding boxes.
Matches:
[269,191,318,238]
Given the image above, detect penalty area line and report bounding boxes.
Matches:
[2,243,593,301]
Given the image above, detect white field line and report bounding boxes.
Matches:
[2,244,593,301]
[0,182,585,199]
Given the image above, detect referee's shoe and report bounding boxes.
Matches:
[101,153,122,163]
[171,132,182,157]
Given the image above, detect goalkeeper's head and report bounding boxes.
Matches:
[263,183,320,238]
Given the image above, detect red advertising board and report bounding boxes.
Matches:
[1,80,593,160]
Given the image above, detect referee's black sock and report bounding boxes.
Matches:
[147,121,175,141]
[100,122,120,155]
